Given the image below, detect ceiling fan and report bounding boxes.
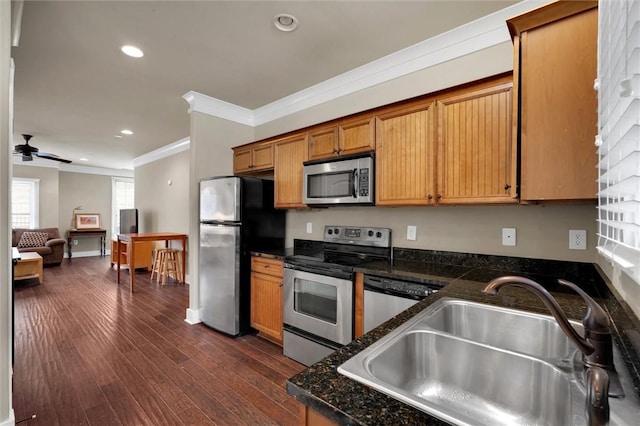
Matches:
[14,134,72,164]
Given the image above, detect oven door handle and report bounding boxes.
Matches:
[284,263,353,281]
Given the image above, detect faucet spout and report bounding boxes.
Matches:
[482,276,595,356]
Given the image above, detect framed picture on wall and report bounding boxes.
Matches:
[75,213,101,230]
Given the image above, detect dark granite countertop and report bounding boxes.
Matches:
[286,259,640,425]
[249,248,287,259]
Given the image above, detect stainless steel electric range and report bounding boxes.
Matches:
[282,225,392,366]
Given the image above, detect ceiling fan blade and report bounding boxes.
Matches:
[35,152,72,164]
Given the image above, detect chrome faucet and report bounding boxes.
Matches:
[482,276,624,398]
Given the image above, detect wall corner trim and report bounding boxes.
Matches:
[183,91,255,126]
[185,308,201,325]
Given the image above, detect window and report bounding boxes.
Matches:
[112,177,134,236]
[596,0,640,284]
[11,178,39,228]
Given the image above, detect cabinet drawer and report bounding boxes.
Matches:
[251,256,283,277]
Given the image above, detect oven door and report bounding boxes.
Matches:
[283,267,353,345]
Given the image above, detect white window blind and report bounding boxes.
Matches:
[596,0,640,284]
[112,177,134,236]
[11,178,39,228]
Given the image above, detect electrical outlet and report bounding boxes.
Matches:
[569,230,587,250]
[407,225,417,241]
[306,222,312,234]
[502,228,516,246]
[73,239,78,245]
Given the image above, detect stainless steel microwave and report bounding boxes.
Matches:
[303,153,374,206]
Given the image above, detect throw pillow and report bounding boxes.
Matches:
[17,231,49,248]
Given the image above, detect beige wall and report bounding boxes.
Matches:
[13,164,59,228]
[135,150,189,235]
[58,171,112,253]
[186,112,254,315]
[287,205,597,263]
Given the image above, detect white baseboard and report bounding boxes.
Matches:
[0,409,15,426]
[185,308,201,324]
[64,250,108,259]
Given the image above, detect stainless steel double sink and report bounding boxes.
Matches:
[338,298,639,425]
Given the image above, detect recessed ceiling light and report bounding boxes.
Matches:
[79,158,88,161]
[114,135,123,139]
[120,129,133,135]
[121,45,144,58]
[274,13,299,32]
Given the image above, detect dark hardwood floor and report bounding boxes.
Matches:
[12,256,305,425]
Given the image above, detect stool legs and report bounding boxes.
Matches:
[152,249,183,285]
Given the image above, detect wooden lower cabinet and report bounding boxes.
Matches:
[250,256,284,344]
[299,404,338,426]
[110,239,153,270]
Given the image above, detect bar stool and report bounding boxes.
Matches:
[159,249,183,285]
[150,248,166,282]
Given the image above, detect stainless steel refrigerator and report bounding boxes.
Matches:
[199,176,285,336]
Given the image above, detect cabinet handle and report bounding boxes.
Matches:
[437,194,442,200]
[427,194,433,200]
[263,264,269,269]
[504,184,511,191]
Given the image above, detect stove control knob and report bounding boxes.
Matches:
[334,228,340,235]
[368,230,374,237]
[376,231,382,238]
[327,229,333,235]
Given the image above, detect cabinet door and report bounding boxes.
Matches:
[338,116,375,157]
[516,5,598,201]
[437,79,517,204]
[252,143,274,171]
[250,271,283,344]
[375,101,436,205]
[274,134,309,208]
[308,126,339,161]
[233,146,253,174]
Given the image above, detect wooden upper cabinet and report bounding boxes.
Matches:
[509,1,598,201]
[233,142,274,174]
[437,77,517,204]
[308,126,339,160]
[308,116,375,161]
[375,100,436,206]
[274,133,309,208]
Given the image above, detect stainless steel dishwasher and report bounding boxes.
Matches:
[363,275,445,333]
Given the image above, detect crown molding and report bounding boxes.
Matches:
[12,156,134,177]
[182,91,254,126]
[132,136,190,168]
[60,164,134,177]
[182,0,547,127]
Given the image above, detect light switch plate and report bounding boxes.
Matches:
[306,222,313,234]
[502,228,516,246]
[407,225,417,241]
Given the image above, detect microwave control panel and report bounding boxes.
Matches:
[359,168,369,197]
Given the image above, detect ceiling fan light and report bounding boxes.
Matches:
[121,45,144,58]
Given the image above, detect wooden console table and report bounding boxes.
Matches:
[116,232,187,292]
[67,229,107,258]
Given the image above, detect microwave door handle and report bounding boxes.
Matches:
[352,168,358,198]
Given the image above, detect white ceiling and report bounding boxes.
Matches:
[11,0,521,170]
